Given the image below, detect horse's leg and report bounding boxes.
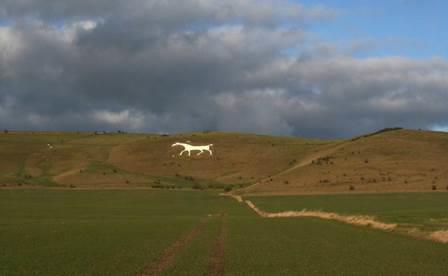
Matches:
[197,150,203,156]
[179,150,186,156]
[207,149,213,156]
[188,150,191,156]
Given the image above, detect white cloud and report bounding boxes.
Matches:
[91,110,147,130]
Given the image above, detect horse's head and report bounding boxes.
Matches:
[171,142,181,147]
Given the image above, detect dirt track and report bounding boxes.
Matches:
[238,197,448,244]
[141,219,207,276]
[207,215,226,276]
[245,200,396,231]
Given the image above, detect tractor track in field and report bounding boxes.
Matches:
[227,195,448,244]
[207,215,226,276]
[141,218,208,276]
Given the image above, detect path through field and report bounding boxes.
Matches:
[243,195,448,244]
[141,218,208,276]
[207,215,226,276]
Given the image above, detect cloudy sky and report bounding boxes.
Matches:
[1,0,447,138]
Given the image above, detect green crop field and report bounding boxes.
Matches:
[249,193,448,231]
[2,190,448,275]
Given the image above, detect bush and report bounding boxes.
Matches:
[349,185,355,191]
[151,184,164,189]
[192,183,204,190]
[432,185,437,191]
[284,180,289,185]
[3,129,8,134]
[224,185,233,192]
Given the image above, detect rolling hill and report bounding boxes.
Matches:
[0,129,447,194]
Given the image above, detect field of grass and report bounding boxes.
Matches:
[249,193,448,231]
[2,190,448,275]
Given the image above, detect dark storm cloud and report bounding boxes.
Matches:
[0,0,447,138]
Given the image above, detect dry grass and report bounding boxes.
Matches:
[243,197,448,244]
[2,129,448,194]
[245,200,397,231]
[241,129,448,195]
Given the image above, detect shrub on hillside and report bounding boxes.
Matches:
[192,183,204,190]
[3,129,8,134]
[349,185,355,191]
[432,185,437,191]
[224,185,233,192]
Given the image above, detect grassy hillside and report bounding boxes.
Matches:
[241,129,448,195]
[1,129,447,194]
[0,131,326,190]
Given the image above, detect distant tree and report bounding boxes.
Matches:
[3,129,8,134]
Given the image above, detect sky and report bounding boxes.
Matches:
[0,0,447,138]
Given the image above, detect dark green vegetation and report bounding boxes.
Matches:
[250,193,448,231]
[2,190,448,275]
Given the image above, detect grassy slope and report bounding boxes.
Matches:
[241,129,448,195]
[0,131,325,189]
[1,129,448,194]
[2,190,448,275]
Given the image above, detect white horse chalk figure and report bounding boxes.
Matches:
[171,142,213,157]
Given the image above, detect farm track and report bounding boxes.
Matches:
[207,215,226,276]
[244,200,396,231]
[141,218,208,276]
[237,196,448,244]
